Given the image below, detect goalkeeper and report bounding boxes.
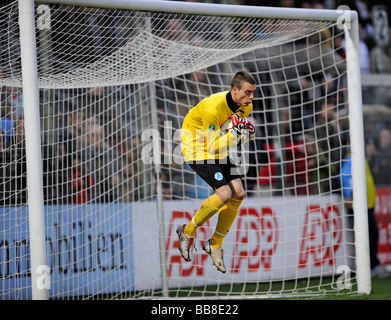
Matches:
[177,70,256,273]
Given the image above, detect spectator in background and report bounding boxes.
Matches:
[253,142,276,197]
[55,108,86,154]
[164,19,190,42]
[0,105,14,144]
[282,76,316,142]
[82,122,123,202]
[69,153,94,204]
[339,154,389,278]
[365,136,379,178]
[6,116,57,204]
[313,102,342,193]
[55,138,72,204]
[4,86,23,119]
[53,108,86,203]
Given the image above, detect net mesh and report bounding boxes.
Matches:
[0,1,357,299]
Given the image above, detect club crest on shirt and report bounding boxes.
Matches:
[214,172,223,181]
[208,124,216,131]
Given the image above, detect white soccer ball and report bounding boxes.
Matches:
[220,118,233,133]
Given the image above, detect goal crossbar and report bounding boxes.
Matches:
[35,0,355,22]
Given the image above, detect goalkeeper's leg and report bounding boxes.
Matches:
[202,179,244,273]
[178,191,226,262]
[211,195,243,248]
[178,163,244,267]
[183,180,242,237]
[181,163,232,239]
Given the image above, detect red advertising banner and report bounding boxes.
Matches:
[375,187,391,265]
[161,196,349,282]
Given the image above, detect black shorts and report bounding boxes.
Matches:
[188,158,243,190]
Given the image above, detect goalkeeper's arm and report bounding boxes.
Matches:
[225,114,256,145]
[206,114,254,155]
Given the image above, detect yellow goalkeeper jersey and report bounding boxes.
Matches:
[181,90,253,162]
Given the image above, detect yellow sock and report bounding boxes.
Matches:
[184,193,225,237]
[211,198,242,248]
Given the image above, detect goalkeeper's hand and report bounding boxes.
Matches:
[229,114,247,137]
[230,114,256,140]
[244,119,256,140]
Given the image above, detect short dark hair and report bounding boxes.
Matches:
[231,70,255,89]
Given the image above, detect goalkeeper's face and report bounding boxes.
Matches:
[232,81,256,107]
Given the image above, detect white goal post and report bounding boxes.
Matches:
[0,0,370,299]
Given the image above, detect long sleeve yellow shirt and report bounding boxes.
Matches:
[181,91,252,162]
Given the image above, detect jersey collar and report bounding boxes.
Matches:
[226,91,240,113]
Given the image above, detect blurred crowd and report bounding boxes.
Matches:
[0,0,390,205]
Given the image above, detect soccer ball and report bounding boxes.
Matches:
[220,118,233,134]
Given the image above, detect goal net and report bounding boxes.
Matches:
[0,0,369,299]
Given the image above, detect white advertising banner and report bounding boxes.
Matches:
[132,196,353,291]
